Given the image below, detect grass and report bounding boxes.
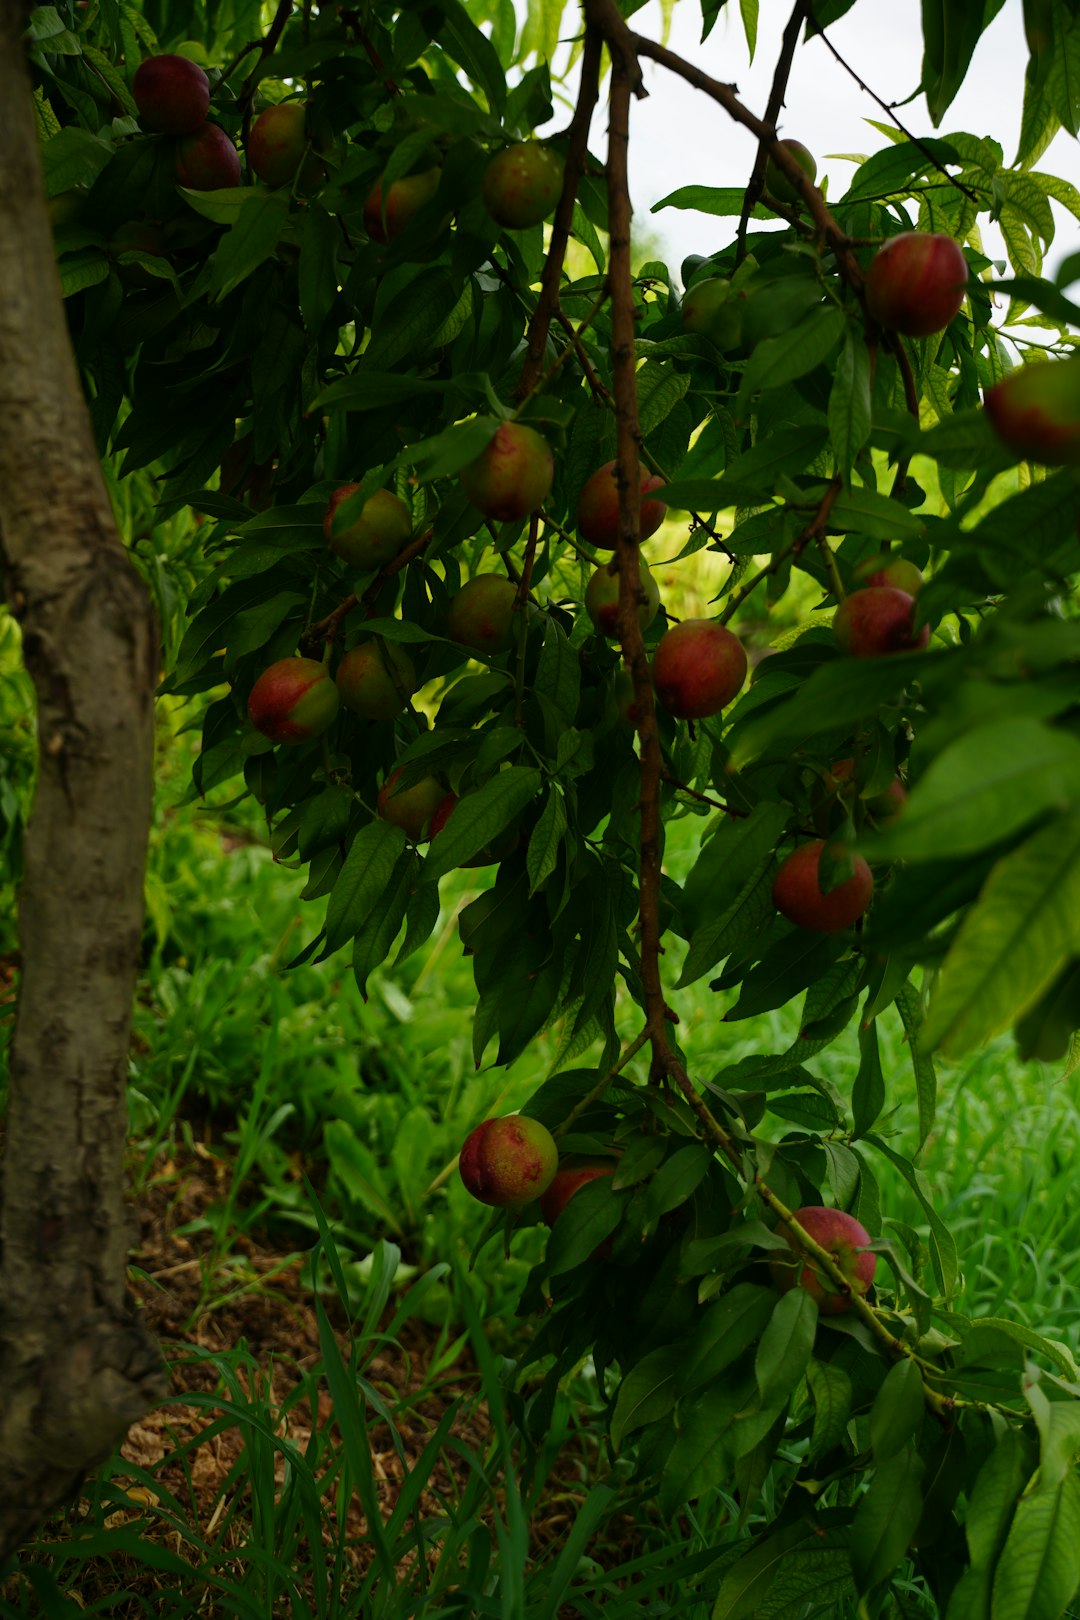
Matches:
[4,685,1080,1614]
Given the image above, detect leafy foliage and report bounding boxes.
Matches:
[17,0,1080,1612]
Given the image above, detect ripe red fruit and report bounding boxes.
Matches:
[584,559,660,638]
[772,840,873,933]
[363,169,441,243]
[833,586,929,657]
[247,657,340,744]
[175,123,241,190]
[984,353,1080,465]
[459,422,553,523]
[652,620,747,720]
[768,1205,876,1316]
[864,232,968,338]
[765,138,817,205]
[577,460,666,550]
[324,485,412,571]
[376,768,445,842]
[446,575,519,655]
[248,103,308,188]
[459,1116,559,1208]
[482,141,565,230]
[335,641,417,721]
[132,54,210,135]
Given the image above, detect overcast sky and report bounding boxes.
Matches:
[536,0,1080,286]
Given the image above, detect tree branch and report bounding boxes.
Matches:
[736,0,810,264]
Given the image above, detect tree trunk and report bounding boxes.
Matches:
[0,2,164,1560]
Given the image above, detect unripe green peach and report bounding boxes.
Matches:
[577,460,666,550]
[446,575,519,655]
[324,484,412,570]
[765,139,817,205]
[335,641,417,721]
[482,142,564,230]
[459,1115,559,1207]
[854,555,924,596]
[459,422,554,522]
[584,559,660,638]
[376,768,445,841]
[681,278,745,351]
[247,657,340,744]
[248,103,309,188]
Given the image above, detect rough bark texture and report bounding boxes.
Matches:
[0,4,165,1560]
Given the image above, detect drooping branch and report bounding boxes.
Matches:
[0,13,163,1557]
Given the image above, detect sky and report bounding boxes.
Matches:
[535,0,1080,287]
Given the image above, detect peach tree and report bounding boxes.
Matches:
[6,0,1080,1607]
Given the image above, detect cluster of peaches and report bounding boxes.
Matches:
[456,1114,876,1316]
[125,52,566,239]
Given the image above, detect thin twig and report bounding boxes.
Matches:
[803,3,979,205]
[736,0,810,266]
[516,31,603,399]
[553,1028,650,1140]
[237,0,294,132]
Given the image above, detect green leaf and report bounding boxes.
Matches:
[964,1427,1027,1571]
[207,192,289,299]
[806,1359,853,1459]
[544,1177,624,1275]
[611,1344,685,1448]
[866,1136,958,1298]
[841,136,962,202]
[828,485,926,541]
[852,1019,886,1139]
[437,0,506,113]
[712,1518,836,1620]
[324,821,408,954]
[829,332,872,481]
[866,721,1080,863]
[869,1359,925,1462]
[422,767,541,883]
[652,185,770,219]
[991,1468,1080,1620]
[921,0,1004,126]
[679,802,791,984]
[754,1289,818,1410]
[352,852,415,998]
[527,788,566,894]
[922,814,1080,1056]
[683,1285,778,1390]
[850,1443,924,1593]
[660,1371,755,1514]
[726,932,846,1021]
[739,306,847,403]
[534,620,580,729]
[895,980,937,1151]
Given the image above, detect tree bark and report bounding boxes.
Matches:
[0,3,164,1560]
